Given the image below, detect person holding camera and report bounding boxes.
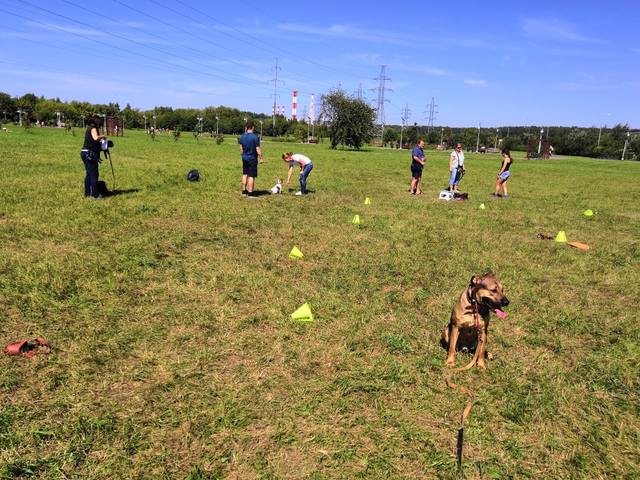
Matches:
[449,143,465,193]
[80,116,107,199]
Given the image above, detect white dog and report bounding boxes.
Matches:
[270,178,283,194]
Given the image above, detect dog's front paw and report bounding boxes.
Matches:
[486,352,493,360]
[445,358,455,367]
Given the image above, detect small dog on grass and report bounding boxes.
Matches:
[270,178,283,194]
[441,272,509,370]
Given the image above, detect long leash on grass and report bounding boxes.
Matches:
[446,369,478,477]
[446,314,486,476]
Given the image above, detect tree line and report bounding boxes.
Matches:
[1,91,636,159]
[382,123,638,160]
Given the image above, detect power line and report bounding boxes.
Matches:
[145,0,353,91]
[268,57,283,130]
[425,97,438,132]
[7,1,267,88]
[371,65,392,140]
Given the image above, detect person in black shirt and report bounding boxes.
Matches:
[80,116,108,199]
[492,148,513,198]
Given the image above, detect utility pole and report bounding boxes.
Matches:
[356,83,364,101]
[215,114,219,136]
[440,127,444,146]
[495,128,499,149]
[309,93,315,139]
[17,109,24,126]
[259,119,263,140]
[621,131,630,160]
[425,97,438,133]
[400,103,410,149]
[538,128,544,155]
[268,57,283,133]
[476,123,481,153]
[143,114,147,133]
[370,65,392,143]
[197,116,203,136]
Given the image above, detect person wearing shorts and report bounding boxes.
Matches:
[449,143,465,192]
[282,152,313,195]
[493,148,513,198]
[409,140,425,195]
[238,121,264,197]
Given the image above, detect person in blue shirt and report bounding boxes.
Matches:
[238,121,264,197]
[409,139,426,195]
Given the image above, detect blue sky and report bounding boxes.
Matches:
[1,0,638,127]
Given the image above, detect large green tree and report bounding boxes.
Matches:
[321,89,375,150]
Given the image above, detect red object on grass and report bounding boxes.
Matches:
[3,338,52,358]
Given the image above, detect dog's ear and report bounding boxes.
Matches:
[469,275,480,287]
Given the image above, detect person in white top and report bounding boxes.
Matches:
[282,152,314,195]
[449,143,465,192]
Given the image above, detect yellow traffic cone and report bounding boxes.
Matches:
[555,231,568,243]
[352,214,361,225]
[479,203,486,210]
[289,246,304,259]
[583,209,594,217]
[291,303,313,322]
[364,197,371,205]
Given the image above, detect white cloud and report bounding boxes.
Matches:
[521,18,597,43]
[277,22,506,52]
[464,79,487,87]
[26,21,103,37]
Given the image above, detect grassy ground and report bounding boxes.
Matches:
[0,128,638,479]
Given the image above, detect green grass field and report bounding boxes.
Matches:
[0,128,639,479]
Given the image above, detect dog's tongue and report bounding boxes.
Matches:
[494,308,507,319]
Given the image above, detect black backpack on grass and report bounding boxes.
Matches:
[187,169,200,182]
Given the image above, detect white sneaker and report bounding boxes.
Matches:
[295,191,303,196]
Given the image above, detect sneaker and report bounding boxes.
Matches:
[241,190,248,196]
[491,193,501,198]
[246,191,257,198]
[295,191,303,196]
[92,195,104,201]
[502,195,510,199]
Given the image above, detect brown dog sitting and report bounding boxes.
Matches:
[441,272,509,370]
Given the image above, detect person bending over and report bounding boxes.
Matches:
[283,152,314,195]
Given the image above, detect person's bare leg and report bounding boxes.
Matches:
[242,174,248,192]
[247,176,255,193]
[416,177,422,194]
[502,181,508,196]
[494,179,501,195]
[409,177,417,193]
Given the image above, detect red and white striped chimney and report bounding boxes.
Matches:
[292,90,298,121]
